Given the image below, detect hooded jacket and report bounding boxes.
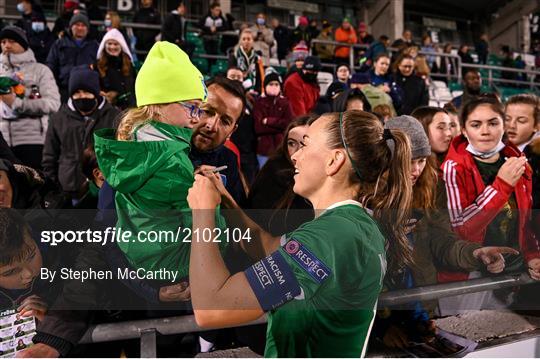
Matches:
[94,122,227,279]
[440,135,540,282]
[42,97,119,195]
[0,49,60,147]
[524,136,540,235]
[253,94,293,156]
[283,71,320,117]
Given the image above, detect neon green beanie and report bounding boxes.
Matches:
[135,41,208,107]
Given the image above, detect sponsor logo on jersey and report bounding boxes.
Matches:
[285,239,331,284]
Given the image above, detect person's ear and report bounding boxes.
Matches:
[326,150,346,176]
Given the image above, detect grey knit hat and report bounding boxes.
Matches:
[385,115,431,159]
[69,13,90,28]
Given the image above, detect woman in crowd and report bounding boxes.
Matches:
[253,72,293,168]
[440,97,540,313]
[369,53,399,107]
[187,110,414,357]
[228,28,264,94]
[393,54,429,115]
[438,44,456,82]
[411,106,453,163]
[95,28,136,109]
[443,102,461,138]
[335,63,350,86]
[103,10,130,44]
[248,115,313,236]
[332,88,372,112]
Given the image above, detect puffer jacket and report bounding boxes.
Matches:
[0,49,60,147]
[253,94,293,156]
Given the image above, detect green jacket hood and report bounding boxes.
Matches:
[94,122,192,193]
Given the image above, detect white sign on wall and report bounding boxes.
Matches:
[117,0,134,12]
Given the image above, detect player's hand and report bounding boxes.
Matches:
[188,174,221,209]
[18,295,48,322]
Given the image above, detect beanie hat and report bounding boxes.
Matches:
[64,0,79,11]
[326,81,347,98]
[303,56,321,71]
[343,17,351,24]
[69,13,90,28]
[69,65,100,98]
[135,41,207,107]
[385,115,431,159]
[264,72,282,88]
[0,26,29,50]
[291,41,308,62]
[358,22,367,32]
[298,16,309,27]
[97,28,133,61]
[322,20,332,29]
[350,72,370,84]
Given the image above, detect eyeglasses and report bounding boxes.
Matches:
[179,102,203,120]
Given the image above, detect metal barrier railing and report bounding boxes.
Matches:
[463,63,540,90]
[77,272,537,355]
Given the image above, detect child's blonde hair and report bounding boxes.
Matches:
[117,105,165,140]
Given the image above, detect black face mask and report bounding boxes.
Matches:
[301,71,318,83]
[73,98,98,114]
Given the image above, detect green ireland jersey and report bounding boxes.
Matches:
[244,201,387,357]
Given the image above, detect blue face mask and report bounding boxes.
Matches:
[16,2,25,13]
[31,22,45,33]
[256,18,265,26]
[104,19,112,27]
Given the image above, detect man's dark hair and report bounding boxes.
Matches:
[206,76,247,123]
[210,2,220,9]
[379,35,389,42]
[0,209,32,266]
[81,145,98,181]
[462,67,480,80]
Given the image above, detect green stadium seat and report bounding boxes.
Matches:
[192,57,209,74]
[448,82,462,92]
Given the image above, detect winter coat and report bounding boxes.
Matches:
[46,35,99,94]
[94,121,228,279]
[161,10,188,45]
[313,32,335,60]
[0,49,60,147]
[96,55,136,110]
[228,46,264,93]
[283,72,320,117]
[273,25,290,60]
[524,136,540,238]
[394,72,429,115]
[199,13,230,34]
[42,97,119,196]
[132,7,161,53]
[334,27,357,59]
[15,12,56,64]
[440,135,540,282]
[253,95,293,156]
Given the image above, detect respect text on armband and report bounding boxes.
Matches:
[40,227,252,246]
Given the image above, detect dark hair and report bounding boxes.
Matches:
[462,67,480,80]
[393,53,415,73]
[0,209,32,266]
[460,96,505,127]
[374,52,390,63]
[319,111,413,275]
[226,66,242,73]
[210,2,220,9]
[411,106,449,135]
[443,102,458,115]
[206,76,247,123]
[276,115,312,163]
[81,145,98,181]
[505,93,540,126]
[379,35,389,42]
[332,88,372,113]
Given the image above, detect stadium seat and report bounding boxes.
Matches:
[317,72,334,95]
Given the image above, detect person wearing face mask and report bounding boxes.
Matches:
[47,13,99,102]
[102,11,130,45]
[283,55,321,117]
[253,72,293,168]
[249,13,275,65]
[95,29,136,109]
[440,97,540,314]
[0,26,60,171]
[14,1,53,64]
[42,66,119,200]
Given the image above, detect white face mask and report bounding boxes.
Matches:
[465,141,506,159]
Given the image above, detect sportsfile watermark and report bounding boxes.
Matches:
[41,226,252,246]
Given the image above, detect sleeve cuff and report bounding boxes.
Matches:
[33,332,74,357]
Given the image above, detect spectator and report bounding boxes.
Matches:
[0,26,60,170]
[162,1,194,56]
[103,11,130,45]
[270,18,290,62]
[307,19,320,40]
[291,16,311,48]
[42,66,119,199]
[438,43,456,82]
[247,115,314,236]
[411,106,452,163]
[476,33,490,65]
[313,20,334,62]
[132,0,161,61]
[369,53,397,100]
[283,55,321,117]
[334,17,357,64]
[357,22,374,46]
[95,28,136,110]
[15,0,54,64]
[361,34,390,70]
[0,132,20,164]
[451,68,482,109]
[420,34,436,70]
[393,54,429,115]
[285,41,308,79]
[414,55,431,84]
[332,88,371,112]
[47,13,99,102]
[51,0,79,38]
[228,28,264,94]
[443,102,461,138]
[190,77,247,205]
[335,63,350,85]
[250,13,275,65]
[458,44,474,64]
[80,0,105,40]
[253,72,293,167]
[504,94,540,212]
[350,72,397,117]
[501,45,516,82]
[313,81,346,115]
[226,66,244,83]
[199,2,230,57]
[392,29,415,48]
[441,97,540,294]
[77,145,103,209]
